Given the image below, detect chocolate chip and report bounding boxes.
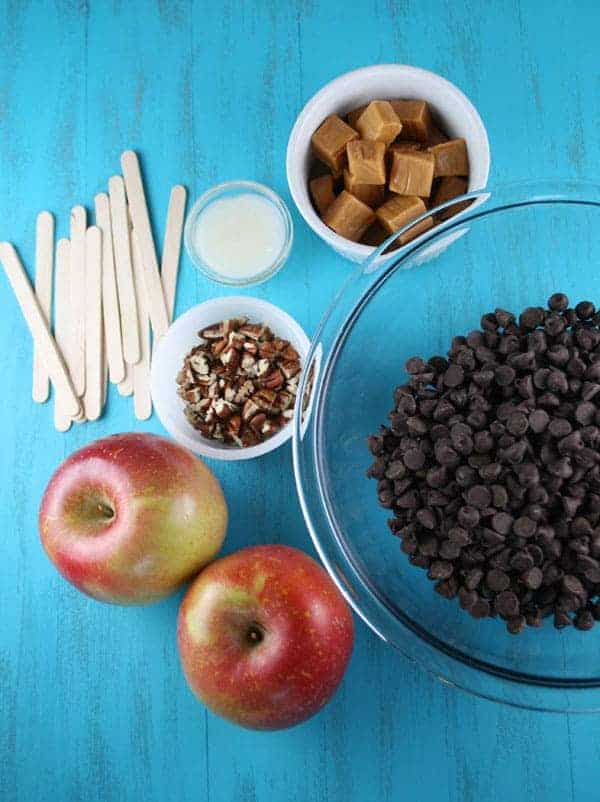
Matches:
[486,569,510,592]
[548,293,569,311]
[444,364,465,388]
[507,615,526,634]
[466,484,492,509]
[521,567,543,589]
[495,591,520,619]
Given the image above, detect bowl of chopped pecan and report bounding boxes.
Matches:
[151,296,310,460]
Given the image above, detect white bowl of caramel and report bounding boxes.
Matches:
[286,64,490,263]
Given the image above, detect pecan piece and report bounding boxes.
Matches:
[242,398,262,421]
[211,338,228,356]
[253,388,277,412]
[258,340,280,360]
[260,369,284,391]
[238,323,267,341]
[256,358,270,377]
[200,323,225,340]
[282,344,300,361]
[213,399,236,419]
[280,359,301,380]
[235,379,255,404]
[220,347,239,370]
[190,352,211,375]
[249,413,267,433]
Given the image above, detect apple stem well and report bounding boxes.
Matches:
[245,623,265,647]
[66,492,116,530]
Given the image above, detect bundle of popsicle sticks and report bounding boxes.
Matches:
[0,150,186,431]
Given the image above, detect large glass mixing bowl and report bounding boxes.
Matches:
[293,181,600,712]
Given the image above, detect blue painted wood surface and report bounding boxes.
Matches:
[2,1,600,800]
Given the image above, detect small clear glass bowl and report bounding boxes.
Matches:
[293,180,600,713]
[183,180,294,287]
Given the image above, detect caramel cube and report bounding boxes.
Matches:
[356,100,402,145]
[347,105,367,129]
[346,140,387,184]
[390,100,432,142]
[429,138,469,177]
[389,150,435,197]
[311,115,359,172]
[343,170,385,208]
[431,176,470,220]
[426,126,449,147]
[375,195,433,244]
[388,141,422,153]
[323,190,375,242]
[362,221,390,247]
[310,174,336,216]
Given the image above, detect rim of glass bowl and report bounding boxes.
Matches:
[183,180,294,287]
[293,179,600,713]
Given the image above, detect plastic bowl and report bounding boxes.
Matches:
[151,296,310,461]
[293,180,600,712]
[286,64,490,264]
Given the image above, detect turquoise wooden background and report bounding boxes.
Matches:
[2,1,600,800]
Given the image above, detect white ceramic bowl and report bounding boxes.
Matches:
[151,296,310,461]
[286,64,491,263]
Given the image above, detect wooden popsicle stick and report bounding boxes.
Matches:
[0,242,80,419]
[101,338,108,411]
[117,362,133,396]
[53,239,73,431]
[32,211,55,403]
[161,185,186,322]
[94,192,125,383]
[109,175,140,365]
[121,150,169,339]
[130,228,152,420]
[83,226,103,421]
[69,205,86,396]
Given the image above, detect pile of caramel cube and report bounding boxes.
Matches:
[309,100,470,248]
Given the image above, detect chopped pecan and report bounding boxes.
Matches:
[256,358,270,377]
[211,338,228,356]
[242,398,261,421]
[228,330,246,350]
[249,413,267,433]
[258,340,279,360]
[260,369,284,391]
[253,388,277,412]
[243,341,258,355]
[220,347,239,370]
[241,354,257,375]
[213,399,235,419]
[234,380,255,404]
[280,359,301,379]
[282,344,300,361]
[200,323,225,340]
[190,352,210,375]
[277,390,294,410]
[238,323,268,341]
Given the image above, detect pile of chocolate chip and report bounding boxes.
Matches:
[177,318,301,447]
[367,294,600,634]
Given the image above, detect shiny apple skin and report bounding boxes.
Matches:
[177,544,354,730]
[39,433,228,604]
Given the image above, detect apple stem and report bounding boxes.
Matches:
[245,624,264,646]
[97,502,114,520]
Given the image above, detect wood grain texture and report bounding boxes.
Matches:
[1,1,600,801]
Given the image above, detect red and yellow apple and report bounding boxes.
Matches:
[177,544,354,730]
[39,432,228,604]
